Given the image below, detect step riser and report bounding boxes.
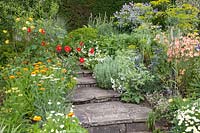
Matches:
[73,97,121,105]
[87,122,150,133]
[78,73,93,77]
[77,84,97,88]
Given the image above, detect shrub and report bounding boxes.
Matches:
[67,27,97,42]
[113,2,154,32]
[165,4,199,33]
[94,50,154,103]
[94,56,120,89]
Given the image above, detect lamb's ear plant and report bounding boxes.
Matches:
[94,56,120,89]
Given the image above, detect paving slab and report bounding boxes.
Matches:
[72,87,120,104]
[74,101,152,127]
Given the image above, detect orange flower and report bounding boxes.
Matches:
[61,77,65,81]
[9,75,15,79]
[39,28,45,34]
[67,112,74,117]
[47,59,51,63]
[32,116,42,121]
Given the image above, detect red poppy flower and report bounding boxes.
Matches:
[76,47,81,52]
[79,41,84,46]
[79,57,85,63]
[27,27,31,33]
[41,41,46,46]
[64,45,71,53]
[89,48,95,54]
[56,44,62,52]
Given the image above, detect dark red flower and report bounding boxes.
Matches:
[41,41,46,46]
[79,41,84,46]
[79,57,85,63]
[64,45,71,53]
[56,44,62,52]
[27,27,31,33]
[76,47,81,52]
[89,48,95,54]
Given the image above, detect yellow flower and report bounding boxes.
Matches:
[9,75,15,79]
[32,116,42,121]
[30,25,35,29]
[67,112,74,117]
[3,30,7,33]
[40,69,46,74]
[23,68,28,71]
[16,72,21,75]
[37,84,42,87]
[62,69,67,73]
[16,18,20,22]
[28,17,33,21]
[22,27,27,31]
[5,40,9,44]
[34,67,39,70]
[168,99,173,103]
[31,71,36,76]
[37,62,43,65]
[57,62,62,66]
[39,29,43,33]
[39,88,45,91]
[34,70,39,73]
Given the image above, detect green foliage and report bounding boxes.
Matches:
[94,50,154,103]
[68,27,97,42]
[166,4,199,33]
[150,0,170,11]
[111,50,154,103]
[88,14,117,36]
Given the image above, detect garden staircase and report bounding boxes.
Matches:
[72,69,152,133]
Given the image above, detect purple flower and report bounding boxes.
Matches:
[153,8,158,13]
[195,44,200,51]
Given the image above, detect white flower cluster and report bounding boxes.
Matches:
[175,99,200,133]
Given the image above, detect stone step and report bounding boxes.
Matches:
[76,77,97,88]
[72,87,120,105]
[77,70,93,77]
[74,101,152,133]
